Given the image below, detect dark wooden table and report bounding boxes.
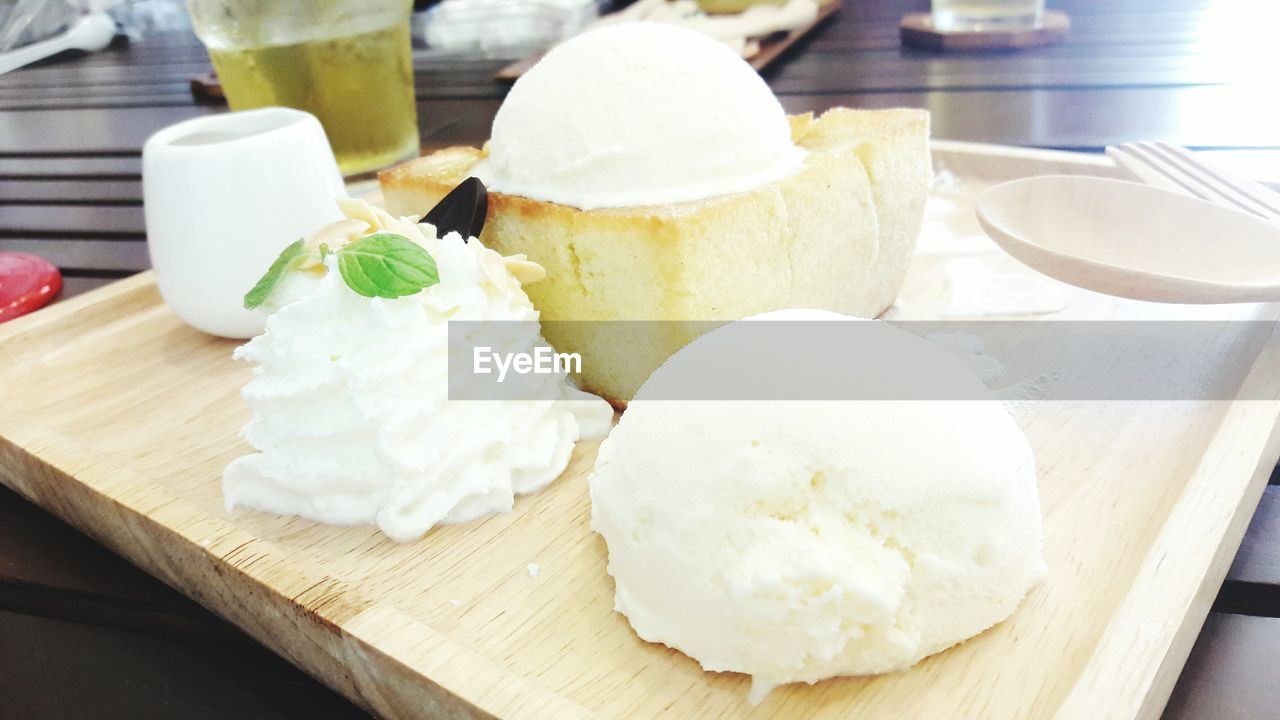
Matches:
[2,0,1279,717]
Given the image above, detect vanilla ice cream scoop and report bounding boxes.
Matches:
[589,310,1045,703]
[471,23,806,209]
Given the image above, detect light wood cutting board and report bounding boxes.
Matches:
[1,142,1278,719]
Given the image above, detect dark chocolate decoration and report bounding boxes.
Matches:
[421,176,488,243]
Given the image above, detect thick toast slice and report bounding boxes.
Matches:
[380,108,931,405]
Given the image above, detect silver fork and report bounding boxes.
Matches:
[1106,141,1280,222]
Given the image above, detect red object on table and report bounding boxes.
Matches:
[0,252,62,323]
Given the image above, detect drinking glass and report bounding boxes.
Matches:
[188,0,419,176]
[932,0,1045,31]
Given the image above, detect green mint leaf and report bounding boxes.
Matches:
[244,239,308,309]
[336,232,439,299]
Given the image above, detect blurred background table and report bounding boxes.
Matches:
[2,0,1279,717]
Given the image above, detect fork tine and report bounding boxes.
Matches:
[1153,142,1280,218]
[1134,142,1277,220]
[1108,144,1220,204]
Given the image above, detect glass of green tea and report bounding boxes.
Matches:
[188,0,419,176]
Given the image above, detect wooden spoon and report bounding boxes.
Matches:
[975,174,1280,304]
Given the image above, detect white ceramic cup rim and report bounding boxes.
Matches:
[144,107,321,156]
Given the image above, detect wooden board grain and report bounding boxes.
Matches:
[1,143,1279,719]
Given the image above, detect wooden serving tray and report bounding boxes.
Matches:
[2,142,1279,719]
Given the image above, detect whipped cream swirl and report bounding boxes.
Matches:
[223,199,612,542]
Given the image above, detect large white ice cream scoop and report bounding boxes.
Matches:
[589,310,1046,704]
